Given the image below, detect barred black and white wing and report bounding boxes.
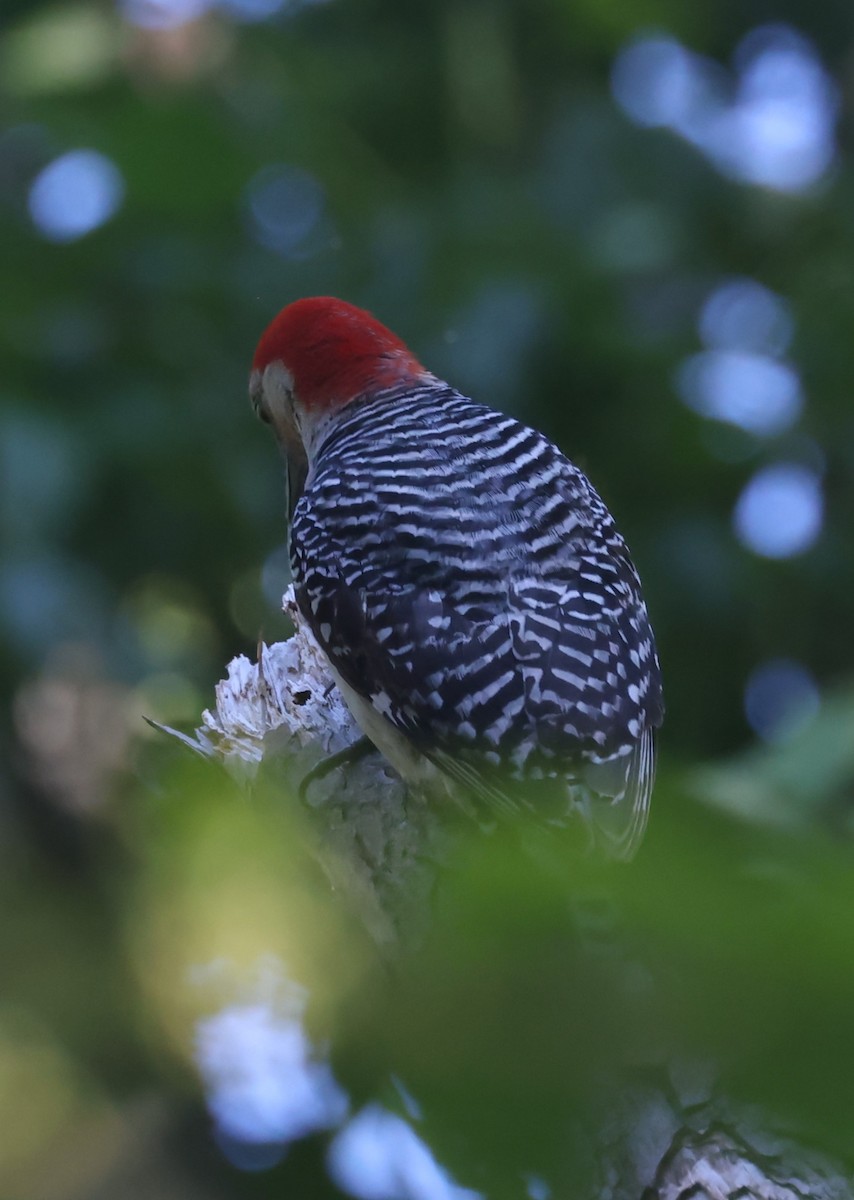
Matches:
[290,384,663,858]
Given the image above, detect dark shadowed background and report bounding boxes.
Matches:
[3,1,854,1197]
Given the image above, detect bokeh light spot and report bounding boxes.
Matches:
[195,970,348,1155]
[28,149,124,242]
[733,463,822,558]
[744,658,820,743]
[612,25,837,193]
[438,282,543,407]
[699,278,793,355]
[244,164,325,257]
[677,351,802,437]
[218,0,292,20]
[328,1105,481,1200]
[727,25,838,191]
[610,36,715,130]
[119,0,209,30]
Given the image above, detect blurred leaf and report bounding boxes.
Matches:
[692,685,854,829]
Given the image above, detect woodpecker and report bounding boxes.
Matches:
[249,297,663,858]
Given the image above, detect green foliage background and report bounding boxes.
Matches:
[2,0,854,1196]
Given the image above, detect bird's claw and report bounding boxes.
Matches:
[298,735,377,803]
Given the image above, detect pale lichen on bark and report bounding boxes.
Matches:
[152,587,444,946]
[155,587,362,771]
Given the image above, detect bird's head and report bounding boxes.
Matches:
[249,296,428,464]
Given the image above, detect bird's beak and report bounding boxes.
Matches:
[249,369,270,424]
[249,366,307,521]
[284,453,307,524]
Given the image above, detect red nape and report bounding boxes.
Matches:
[251,296,426,412]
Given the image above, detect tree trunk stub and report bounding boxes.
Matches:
[156,589,853,1200]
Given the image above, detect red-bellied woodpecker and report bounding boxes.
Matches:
[249,297,663,858]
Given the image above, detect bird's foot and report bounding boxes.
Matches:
[298,736,377,802]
